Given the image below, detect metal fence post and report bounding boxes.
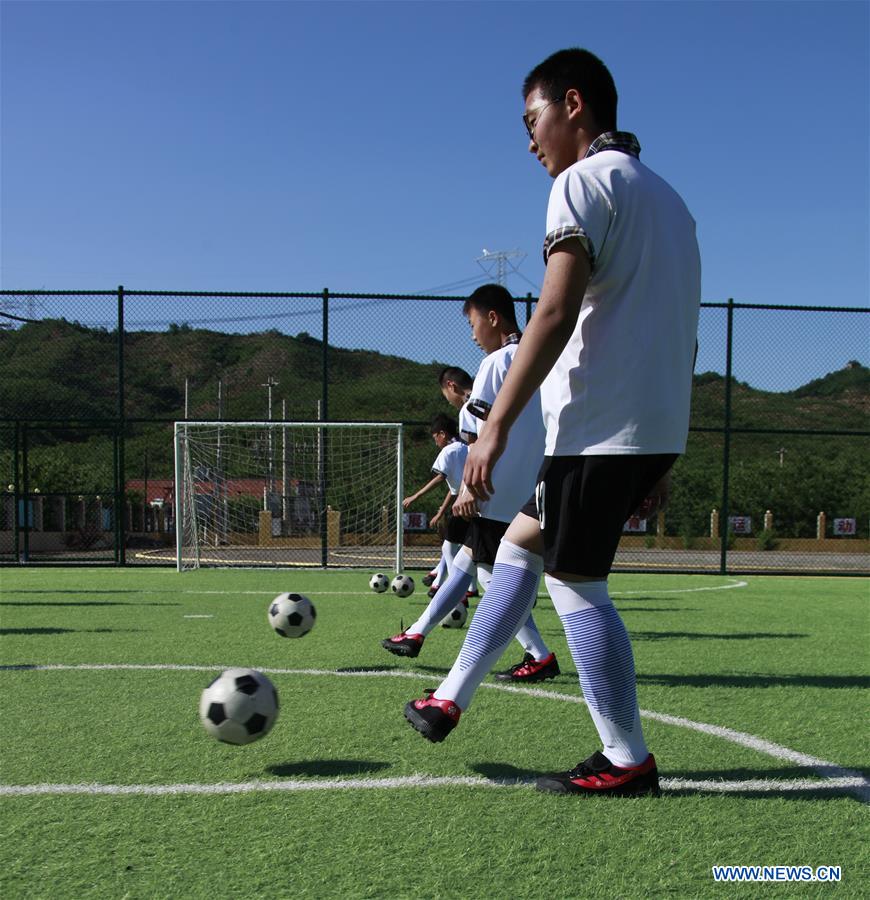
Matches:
[116,285,126,564]
[13,421,20,563]
[719,298,734,574]
[320,288,329,567]
[21,422,29,563]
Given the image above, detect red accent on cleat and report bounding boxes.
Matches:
[381,632,424,658]
[536,751,660,796]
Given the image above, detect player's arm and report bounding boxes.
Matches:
[463,242,591,501]
[430,487,453,528]
[403,472,445,509]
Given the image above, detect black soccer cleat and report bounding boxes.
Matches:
[536,751,660,797]
[381,631,424,658]
[404,689,461,743]
[422,571,437,587]
[494,652,560,683]
[427,586,439,599]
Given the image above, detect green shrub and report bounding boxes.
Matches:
[757,528,779,551]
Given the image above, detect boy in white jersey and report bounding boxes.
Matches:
[383,285,559,682]
[404,49,700,798]
[401,413,470,588]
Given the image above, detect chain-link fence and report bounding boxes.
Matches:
[1,289,867,573]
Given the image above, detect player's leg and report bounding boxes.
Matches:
[381,545,475,657]
[536,454,675,796]
[424,553,447,589]
[404,511,544,740]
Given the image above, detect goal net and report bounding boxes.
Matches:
[174,421,403,571]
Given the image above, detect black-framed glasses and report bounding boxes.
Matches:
[522,95,565,141]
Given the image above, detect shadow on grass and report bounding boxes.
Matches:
[672,765,870,781]
[0,600,180,607]
[470,762,541,783]
[632,631,808,641]
[662,767,868,802]
[0,627,143,636]
[335,664,451,677]
[265,760,391,778]
[470,763,867,801]
[638,672,869,689]
[615,607,702,613]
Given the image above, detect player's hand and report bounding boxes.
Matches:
[402,497,414,510]
[462,425,506,501]
[633,472,671,519]
[429,513,441,528]
[452,488,478,520]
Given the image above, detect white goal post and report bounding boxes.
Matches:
[174,421,403,572]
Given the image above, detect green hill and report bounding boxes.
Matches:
[1,321,867,539]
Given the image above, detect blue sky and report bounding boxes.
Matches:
[1,0,868,391]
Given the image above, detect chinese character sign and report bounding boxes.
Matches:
[403,512,428,532]
[728,516,752,535]
[832,518,856,536]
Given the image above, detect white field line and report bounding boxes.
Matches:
[1,775,866,799]
[182,615,214,618]
[3,580,749,598]
[1,663,866,801]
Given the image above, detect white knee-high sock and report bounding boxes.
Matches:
[442,540,460,575]
[514,614,551,661]
[436,540,543,711]
[431,552,448,589]
[546,575,648,767]
[476,563,492,592]
[407,550,474,636]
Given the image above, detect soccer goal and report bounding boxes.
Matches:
[174,421,403,571]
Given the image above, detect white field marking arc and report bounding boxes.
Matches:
[1,775,866,798]
[182,615,214,619]
[1,579,749,598]
[1,663,866,802]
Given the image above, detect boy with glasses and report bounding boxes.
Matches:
[403,48,700,798]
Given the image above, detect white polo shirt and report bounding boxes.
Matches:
[458,399,477,445]
[432,440,467,495]
[542,138,701,455]
[468,342,546,522]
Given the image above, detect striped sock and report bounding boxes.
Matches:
[408,550,474,636]
[437,540,543,711]
[473,564,548,658]
[546,576,648,767]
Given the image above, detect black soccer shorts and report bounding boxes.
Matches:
[520,454,677,577]
[465,516,510,566]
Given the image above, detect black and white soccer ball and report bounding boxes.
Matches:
[369,572,389,593]
[440,603,468,629]
[268,592,316,638]
[199,667,279,745]
[391,574,415,598]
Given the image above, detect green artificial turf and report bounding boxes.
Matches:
[0,567,867,898]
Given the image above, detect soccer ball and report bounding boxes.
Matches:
[199,667,279,745]
[391,574,415,597]
[369,573,389,593]
[441,603,468,629]
[268,592,316,638]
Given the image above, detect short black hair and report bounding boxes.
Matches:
[462,283,518,326]
[430,412,458,437]
[523,48,617,132]
[438,366,473,391]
